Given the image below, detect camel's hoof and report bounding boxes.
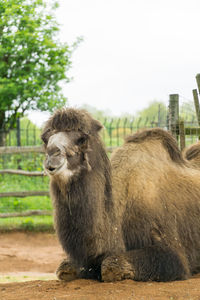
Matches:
[101,255,134,282]
[56,259,78,281]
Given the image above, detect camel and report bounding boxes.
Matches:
[41,108,124,281]
[42,108,200,282]
[107,128,200,281]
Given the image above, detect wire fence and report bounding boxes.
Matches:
[0,117,200,224]
[1,117,200,148]
[0,117,169,147]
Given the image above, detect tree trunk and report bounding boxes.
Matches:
[0,111,6,146]
[0,130,6,146]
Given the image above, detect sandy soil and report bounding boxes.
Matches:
[0,232,200,300]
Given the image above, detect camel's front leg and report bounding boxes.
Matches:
[101,245,190,282]
[101,255,135,282]
[56,259,79,281]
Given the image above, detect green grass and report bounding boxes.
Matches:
[0,215,54,232]
[0,273,56,283]
[0,174,49,192]
[0,173,52,231]
[0,174,50,211]
[0,195,52,213]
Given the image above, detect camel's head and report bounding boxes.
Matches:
[43,130,90,178]
[41,108,103,180]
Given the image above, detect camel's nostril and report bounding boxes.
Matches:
[48,167,56,172]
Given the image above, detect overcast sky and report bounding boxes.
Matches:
[29,0,200,124]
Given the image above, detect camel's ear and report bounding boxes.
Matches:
[92,119,103,132]
[41,128,51,145]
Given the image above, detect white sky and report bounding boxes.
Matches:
[29,0,200,125]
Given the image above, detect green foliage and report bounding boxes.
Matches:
[20,117,42,145]
[0,151,45,171]
[0,170,47,189]
[179,100,197,122]
[0,171,52,231]
[0,0,72,135]
[0,173,50,213]
[4,117,42,146]
[0,193,51,213]
[21,218,35,231]
[134,101,167,126]
[81,104,112,121]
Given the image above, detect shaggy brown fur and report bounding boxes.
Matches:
[108,128,200,281]
[182,141,200,169]
[41,108,102,144]
[41,108,124,281]
[42,109,200,282]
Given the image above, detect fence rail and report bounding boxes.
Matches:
[0,145,116,205]
[0,169,45,176]
[0,145,44,154]
[0,145,115,154]
[1,115,200,218]
[0,210,52,218]
[0,191,49,198]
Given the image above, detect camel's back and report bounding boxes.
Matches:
[111,137,200,227]
[111,138,200,211]
[183,142,200,169]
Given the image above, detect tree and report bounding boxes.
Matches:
[81,104,112,121]
[0,0,72,145]
[134,101,167,127]
[179,100,196,122]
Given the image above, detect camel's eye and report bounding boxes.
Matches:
[77,137,86,145]
[47,146,61,157]
[76,134,88,146]
[53,150,61,156]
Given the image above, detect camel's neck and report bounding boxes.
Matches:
[51,167,114,266]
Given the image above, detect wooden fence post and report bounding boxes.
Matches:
[192,89,200,126]
[179,120,185,151]
[193,74,200,140]
[196,74,200,95]
[169,94,179,139]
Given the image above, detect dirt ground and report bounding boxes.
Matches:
[0,233,200,300]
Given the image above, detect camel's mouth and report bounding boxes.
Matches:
[45,163,65,176]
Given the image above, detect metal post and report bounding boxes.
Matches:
[169,94,179,139]
[158,104,161,127]
[16,117,21,146]
[179,120,185,151]
[196,74,200,95]
[192,89,200,126]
